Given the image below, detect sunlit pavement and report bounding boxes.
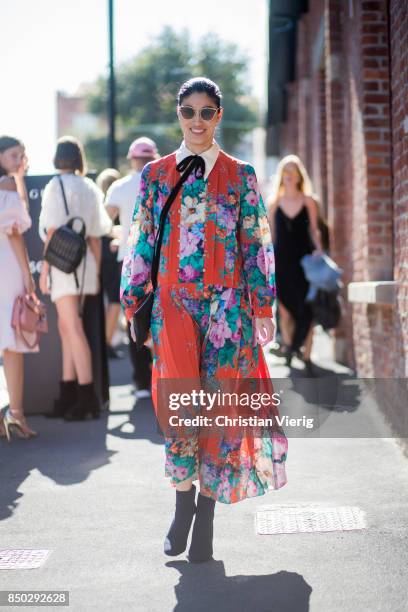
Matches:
[1,328,407,612]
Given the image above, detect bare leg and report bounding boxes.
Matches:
[55,296,93,384]
[58,317,76,380]
[302,324,314,360]
[3,350,24,415]
[3,349,36,437]
[175,477,194,491]
[278,301,295,347]
[105,303,121,346]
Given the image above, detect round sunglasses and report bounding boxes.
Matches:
[178,105,220,122]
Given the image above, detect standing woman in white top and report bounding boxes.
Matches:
[0,136,38,440]
[39,137,112,420]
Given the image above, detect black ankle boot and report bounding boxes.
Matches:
[164,484,197,556]
[47,380,77,418]
[64,383,100,421]
[188,492,215,563]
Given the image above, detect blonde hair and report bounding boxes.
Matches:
[269,154,314,205]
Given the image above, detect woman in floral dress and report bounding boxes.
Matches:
[121,77,288,563]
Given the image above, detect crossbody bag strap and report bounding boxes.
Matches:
[57,175,70,216]
[150,155,205,290]
[57,174,87,314]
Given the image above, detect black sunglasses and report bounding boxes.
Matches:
[179,105,220,121]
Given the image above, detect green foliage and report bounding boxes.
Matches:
[85,27,258,171]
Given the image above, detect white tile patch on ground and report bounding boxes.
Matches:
[255,504,367,535]
[0,550,51,570]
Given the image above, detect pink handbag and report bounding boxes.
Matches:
[11,293,48,349]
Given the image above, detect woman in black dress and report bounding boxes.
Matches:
[267,155,323,372]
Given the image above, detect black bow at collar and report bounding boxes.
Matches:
[176,154,205,179]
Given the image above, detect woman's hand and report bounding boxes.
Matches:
[110,224,122,241]
[11,154,29,181]
[253,317,275,346]
[109,238,120,253]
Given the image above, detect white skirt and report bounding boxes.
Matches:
[0,234,39,353]
[48,248,99,302]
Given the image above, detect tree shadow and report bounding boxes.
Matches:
[166,560,312,612]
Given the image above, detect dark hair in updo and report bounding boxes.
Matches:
[0,135,24,177]
[177,77,222,108]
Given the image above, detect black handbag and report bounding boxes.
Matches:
[131,155,205,350]
[310,288,343,330]
[44,175,87,291]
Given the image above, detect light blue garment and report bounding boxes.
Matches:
[300,252,343,301]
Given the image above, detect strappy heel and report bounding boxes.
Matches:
[1,408,37,441]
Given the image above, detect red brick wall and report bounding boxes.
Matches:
[390,0,408,377]
[342,0,395,376]
[324,0,353,366]
[278,0,408,378]
[360,1,393,282]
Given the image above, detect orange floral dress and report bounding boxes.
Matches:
[121,148,288,503]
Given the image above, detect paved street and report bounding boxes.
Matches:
[1,327,407,612]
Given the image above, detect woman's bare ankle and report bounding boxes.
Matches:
[175,479,194,492]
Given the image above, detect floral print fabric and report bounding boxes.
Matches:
[120,149,288,503]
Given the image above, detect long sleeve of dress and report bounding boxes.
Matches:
[238,164,276,318]
[120,164,155,322]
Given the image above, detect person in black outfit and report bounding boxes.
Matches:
[267,155,324,373]
[96,168,123,359]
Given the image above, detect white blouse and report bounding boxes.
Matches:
[0,183,38,352]
[39,174,111,240]
[39,173,112,302]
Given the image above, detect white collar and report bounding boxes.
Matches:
[175,140,220,180]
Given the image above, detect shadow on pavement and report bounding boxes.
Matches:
[0,349,161,523]
[289,369,362,413]
[107,397,163,445]
[0,412,117,521]
[166,560,312,612]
